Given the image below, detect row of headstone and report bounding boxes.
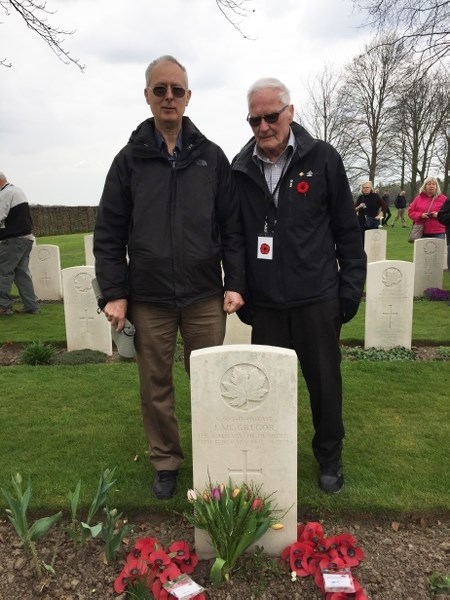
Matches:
[365,231,445,296]
[27,235,445,354]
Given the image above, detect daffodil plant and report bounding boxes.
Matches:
[185,479,285,585]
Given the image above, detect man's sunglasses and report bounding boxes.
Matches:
[246,105,289,127]
[149,85,186,98]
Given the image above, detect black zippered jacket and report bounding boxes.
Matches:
[94,117,245,306]
[232,122,366,307]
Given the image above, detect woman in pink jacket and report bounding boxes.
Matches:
[408,177,447,239]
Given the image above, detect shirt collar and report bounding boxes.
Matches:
[154,128,183,154]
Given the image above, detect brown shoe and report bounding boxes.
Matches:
[0,306,14,316]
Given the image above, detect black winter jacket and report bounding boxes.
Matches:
[232,123,366,308]
[94,117,245,307]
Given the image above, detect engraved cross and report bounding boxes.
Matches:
[228,449,262,483]
[382,304,398,329]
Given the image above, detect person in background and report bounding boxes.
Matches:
[94,55,245,500]
[408,177,446,239]
[437,197,450,270]
[354,181,386,241]
[391,190,408,227]
[0,172,40,316]
[232,77,366,494]
[381,190,392,226]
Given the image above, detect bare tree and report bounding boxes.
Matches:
[341,35,406,184]
[298,64,358,168]
[394,67,448,194]
[1,0,84,70]
[215,0,255,38]
[352,0,449,70]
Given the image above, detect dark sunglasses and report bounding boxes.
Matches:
[149,85,186,98]
[246,105,289,127]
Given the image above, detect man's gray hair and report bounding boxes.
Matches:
[247,78,291,106]
[145,55,189,87]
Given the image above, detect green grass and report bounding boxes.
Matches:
[0,226,449,519]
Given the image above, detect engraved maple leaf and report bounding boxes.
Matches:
[221,366,268,408]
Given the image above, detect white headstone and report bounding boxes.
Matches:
[84,234,95,266]
[413,238,445,297]
[223,313,251,345]
[364,229,387,263]
[61,266,112,355]
[29,244,63,300]
[190,344,298,558]
[364,260,415,349]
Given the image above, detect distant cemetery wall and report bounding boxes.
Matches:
[30,205,97,237]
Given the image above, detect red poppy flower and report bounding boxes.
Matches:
[151,578,171,600]
[177,551,199,574]
[288,541,314,577]
[260,243,271,255]
[299,521,325,545]
[113,558,148,593]
[325,593,349,600]
[149,549,171,568]
[338,540,364,567]
[157,562,182,584]
[168,540,190,558]
[133,536,158,559]
[296,181,310,194]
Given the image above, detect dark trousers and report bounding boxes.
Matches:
[130,296,226,471]
[251,298,344,467]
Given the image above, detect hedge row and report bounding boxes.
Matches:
[30,205,97,237]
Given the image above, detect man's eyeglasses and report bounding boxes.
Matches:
[149,85,186,98]
[246,105,289,127]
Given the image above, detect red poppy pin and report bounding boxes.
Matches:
[296,181,309,195]
[260,243,271,255]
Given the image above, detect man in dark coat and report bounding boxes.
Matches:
[233,77,366,493]
[94,56,245,500]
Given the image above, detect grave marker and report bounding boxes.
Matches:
[190,344,298,558]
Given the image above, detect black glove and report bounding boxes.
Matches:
[340,298,360,324]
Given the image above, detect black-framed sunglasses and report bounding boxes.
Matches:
[246,105,289,127]
[149,85,186,98]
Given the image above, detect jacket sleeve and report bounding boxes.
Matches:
[326,148,367,302]
[437,197,450,226]
[215,148,246,294]
[93,152,132,301]
[407,196,422,222]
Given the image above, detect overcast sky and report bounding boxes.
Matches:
[0,0,371,206]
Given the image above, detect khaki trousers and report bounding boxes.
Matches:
[129,296,226,471]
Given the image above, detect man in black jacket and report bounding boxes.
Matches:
[233,78,366,493]
[94,56,245,500]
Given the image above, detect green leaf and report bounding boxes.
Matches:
[210,557,226,586]
[68,480,81,521]
[28,512,62,541]
[81,521,102,538]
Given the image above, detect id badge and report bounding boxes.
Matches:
[257,234,274,260]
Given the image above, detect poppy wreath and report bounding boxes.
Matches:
[280,522,368,599]
[296,181,310,194]
[114,536,205,599]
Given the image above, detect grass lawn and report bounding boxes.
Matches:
[0,225,449,519]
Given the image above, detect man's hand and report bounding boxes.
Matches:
[340,298,360,324]
[223,291,245,314]
[104,299,128,331]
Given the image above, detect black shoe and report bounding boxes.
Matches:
[319,464,344,494]
[152,470,178,500]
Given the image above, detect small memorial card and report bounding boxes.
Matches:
[322,567,355,593]
[163,573,205,599]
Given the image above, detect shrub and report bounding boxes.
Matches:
[20,342,55,365]
[54,349,107,365]
[436,346,450,361]
[342,346,416,361]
